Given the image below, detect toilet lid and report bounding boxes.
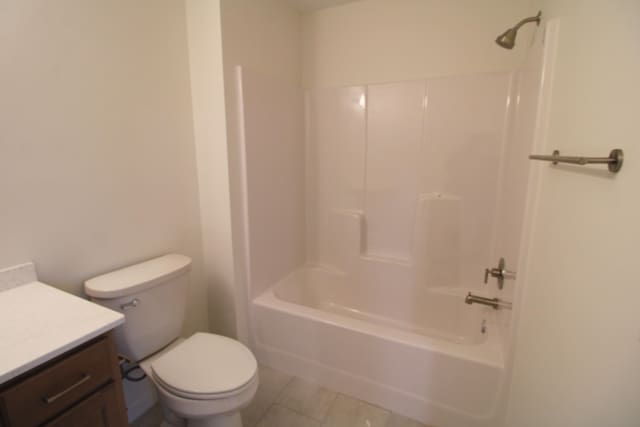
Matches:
[151,333,257,398]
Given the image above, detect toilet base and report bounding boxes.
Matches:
[188,412,242,427]
[161,408,243,427]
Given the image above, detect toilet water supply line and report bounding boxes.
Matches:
[119,354,147,382]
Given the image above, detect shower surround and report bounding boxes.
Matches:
[238,58,541,426]
[306,73,512,290]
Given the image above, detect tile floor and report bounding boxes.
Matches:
[131,365,433,427]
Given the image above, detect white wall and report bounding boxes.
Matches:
[221,0,302,86]
[0,0,208,334]
[506,1,640,426]
[302,0,534,88]
[185,0,237,337]
[220,0,303,342]
[239,69,306,298]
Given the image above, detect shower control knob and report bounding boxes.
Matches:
[484,267,499,284]
[483,258,516,290]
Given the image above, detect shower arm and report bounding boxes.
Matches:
[512,12,542,32]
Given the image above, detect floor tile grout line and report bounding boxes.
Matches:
[322,392,394,427]
[273,402,325,424]
[274,375,337,423]
[269,403,323,426]
[274,374,295,401]
[252,402,275,427]
[270,376,408,426]
[252,372,296,427]
[319,390,340,424]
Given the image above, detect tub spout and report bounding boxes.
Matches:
[465,292,512,310]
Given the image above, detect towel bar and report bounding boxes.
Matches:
[529,149,623,173]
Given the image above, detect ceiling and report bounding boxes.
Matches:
[285,0,362,12]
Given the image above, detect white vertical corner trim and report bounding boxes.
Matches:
[503,18,561,425]
[234,65,252,347]
[512,18,561,331]
[185,0,236,336]
[0,262,38,292]
[303,90,315,263]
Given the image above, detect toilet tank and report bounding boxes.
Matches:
[84,254,192,361]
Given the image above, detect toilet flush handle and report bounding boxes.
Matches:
[120,298,140,311]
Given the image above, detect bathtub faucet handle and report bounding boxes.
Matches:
[484,268,494,284]
[483,257,516,290]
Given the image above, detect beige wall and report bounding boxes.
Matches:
[239,69,306,299]
[220,0,302,343]
[505,1,640,426]
[0,0,208,334]
[302,0,534,88]
[221,0,302,86]
[185,0,237,337]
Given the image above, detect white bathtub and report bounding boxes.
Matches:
[252,267,504,427]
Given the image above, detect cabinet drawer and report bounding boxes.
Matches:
[0,338,113,427]
[43,383,122,427]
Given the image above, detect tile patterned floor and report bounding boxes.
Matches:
[132,365,434,427]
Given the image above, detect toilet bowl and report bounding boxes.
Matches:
[84,254,258,427]
[140,334,258,427]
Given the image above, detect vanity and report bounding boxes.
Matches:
[0,264,127,426]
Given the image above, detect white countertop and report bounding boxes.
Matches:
[0,281,124,384]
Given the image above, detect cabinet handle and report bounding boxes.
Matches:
[42,374,91,404]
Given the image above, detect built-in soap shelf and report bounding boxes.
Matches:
[327,192,464,289]
[329,191,462,270]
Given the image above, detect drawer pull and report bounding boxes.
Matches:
[42,374,91,404]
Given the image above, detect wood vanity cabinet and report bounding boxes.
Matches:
[0,332,128,427]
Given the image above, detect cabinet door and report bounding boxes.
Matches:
[44,383,126,427]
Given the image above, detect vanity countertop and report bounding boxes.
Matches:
[0,281,124,384]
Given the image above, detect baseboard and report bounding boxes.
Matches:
[122,376,158,423]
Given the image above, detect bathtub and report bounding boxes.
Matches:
[252,266,504,427]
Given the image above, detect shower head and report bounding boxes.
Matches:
[495,28,519,50]
[496,11,542,49]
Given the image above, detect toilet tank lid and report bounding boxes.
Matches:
[84,254,192,299]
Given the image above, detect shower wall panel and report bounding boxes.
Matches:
[306,72,513,290]
[494,68,541,301]
[305,86,366,268]
[420,73,512,288]
[366,81,426,262]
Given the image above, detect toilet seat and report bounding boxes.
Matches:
[150,332,258,401]
[153,370,258,401]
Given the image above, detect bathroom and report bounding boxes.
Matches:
[0,0,639,426]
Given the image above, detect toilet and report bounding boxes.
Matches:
[84,254,257,427]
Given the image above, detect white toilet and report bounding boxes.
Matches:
[84,254,258,427]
